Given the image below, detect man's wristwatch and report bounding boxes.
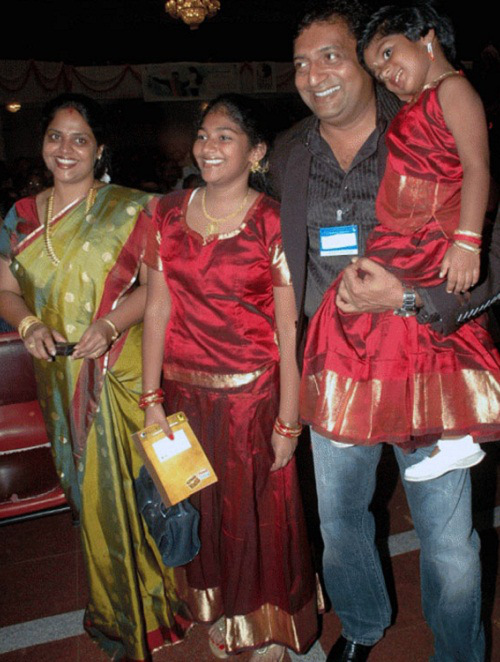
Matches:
[393,286,418,317]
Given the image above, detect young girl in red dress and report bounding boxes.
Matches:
[141,95,318,661]
[300,2,500,482]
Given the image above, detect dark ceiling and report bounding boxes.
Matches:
[1,0,302,65]
[0,0,495,66]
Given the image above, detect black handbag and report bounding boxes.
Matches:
[134,465,201,567]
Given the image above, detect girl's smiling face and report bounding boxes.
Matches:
[364,32,434,99]
[193,108,265,188]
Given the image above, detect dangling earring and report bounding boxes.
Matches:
[250,160,269,175]
[427,42,435,61]
[96,149,110,183]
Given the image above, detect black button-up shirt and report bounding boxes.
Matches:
[304,86,400,317]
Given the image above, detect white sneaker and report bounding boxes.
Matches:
[404,436,486,482]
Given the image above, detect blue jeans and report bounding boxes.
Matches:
[311,430,485,661]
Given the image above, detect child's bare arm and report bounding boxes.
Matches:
[438,75,489,293]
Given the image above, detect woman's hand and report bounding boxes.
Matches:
[270,429,297,472]
[144,403,174,440]
[72,318,117,360]
[24,323,67,361]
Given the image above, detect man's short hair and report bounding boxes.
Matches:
[293,0,371,41]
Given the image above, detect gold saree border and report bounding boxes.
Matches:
[301,367,500,444]
[163,364,270,389]
[175,569,319,654]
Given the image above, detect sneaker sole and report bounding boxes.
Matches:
[404,450,486,482]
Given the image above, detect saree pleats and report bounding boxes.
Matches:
[80,325,191,660]
[3,186,191,660]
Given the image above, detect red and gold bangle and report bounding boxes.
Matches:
[139,398,164,410]
[453,229,482,239]
[273,417,303,439]
[139,388,165,410]
[453,232,482,247]
[140,399,164,410]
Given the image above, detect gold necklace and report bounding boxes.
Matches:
[201,188,250,236]
[421,70,460,92]
[44,186,97,266]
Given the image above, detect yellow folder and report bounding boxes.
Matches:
[132,411,217,506]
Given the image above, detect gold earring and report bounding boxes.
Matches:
[250,160,269,174]
[427,42,435,61]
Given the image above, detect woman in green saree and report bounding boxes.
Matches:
[0,94,190,660]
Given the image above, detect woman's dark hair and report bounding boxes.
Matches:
[358,2,456,65]
[199,94,274,194]
[41,93,110,180]
[293,0,371,42]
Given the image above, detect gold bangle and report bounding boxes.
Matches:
[453,229,482,239]
[144,401,164,409]
[18,315,43,340]
[100,317,120,342]
[274,417,303,438]
[275,416,302,433]
[454,240,481,255]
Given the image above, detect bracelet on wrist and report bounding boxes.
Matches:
[273,416,303,439]
[100,317,120,343]
[453,233,482,247]
[139,388,165,410]
[453,229,482,239]
[142,400,164,410]
[139,396,164,410]
[18,315,43,340]
[454,240,481,255]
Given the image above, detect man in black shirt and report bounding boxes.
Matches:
[271,1,493,660]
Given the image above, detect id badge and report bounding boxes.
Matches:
[319,225,359,257]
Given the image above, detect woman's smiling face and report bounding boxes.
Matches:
[42,107,102,186]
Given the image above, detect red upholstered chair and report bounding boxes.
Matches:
[0,332,68,523]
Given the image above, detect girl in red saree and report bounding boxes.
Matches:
[301,3,500,482]
[142,94,318,661]
[0,94,190,660]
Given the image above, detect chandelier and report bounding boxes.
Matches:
[165,0,220,29]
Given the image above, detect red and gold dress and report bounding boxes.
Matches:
[301,78,500,450]
[145,189,318,654]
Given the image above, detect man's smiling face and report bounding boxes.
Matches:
[294,18,374,129]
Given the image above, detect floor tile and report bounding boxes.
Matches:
[0,636,79,662]
[0,551,79,627]
[0,511,79,565]
[76,633,111,661]
[369,623,435,662]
